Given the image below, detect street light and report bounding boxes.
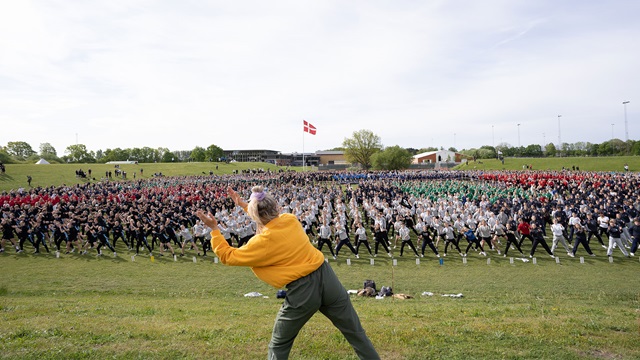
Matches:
[517,123,521,147]
[623,101,630,142]
[611,123,615,141]
[492,125,495,148]
[557,115,562,148]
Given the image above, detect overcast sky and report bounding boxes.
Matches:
[1,1,639,156]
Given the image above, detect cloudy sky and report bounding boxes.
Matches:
[1,0,639,156]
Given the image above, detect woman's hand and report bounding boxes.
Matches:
[196,210,219,231]
[227,187,248,209]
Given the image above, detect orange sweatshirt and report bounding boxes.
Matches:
[210,213,325,288]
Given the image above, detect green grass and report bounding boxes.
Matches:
[455,155,640,172]
[1,243,638,359]
[0,162,291,192]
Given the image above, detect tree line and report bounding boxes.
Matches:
[1,133,638,168]
[0,142,225,164]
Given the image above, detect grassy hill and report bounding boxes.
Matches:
[454,155,640,172]
[0,162,290,192]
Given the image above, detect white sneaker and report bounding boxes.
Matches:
[113,252,117,257]
[480,252,486,256]
[601,245,607,249]
[567,252,574,257]
[631,253,635,257]
[387,252,392,257]
[355,254,359,259]
[436,254,440,258]
[332,255,337,260]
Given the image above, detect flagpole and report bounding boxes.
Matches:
[302,123,305,172]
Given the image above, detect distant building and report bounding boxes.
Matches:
[223,149,280,163]
[222,149,319,166]
[316,151,347,166]
[412,150,464,165]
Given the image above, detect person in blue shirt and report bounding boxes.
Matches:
[462,226,486,257]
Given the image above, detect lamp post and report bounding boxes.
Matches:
[492,125,495,148]
[623,101,630,142]
[557,115,562,157]
[453,133,456,150]
[517,123,521,148]
[611,123,615,141]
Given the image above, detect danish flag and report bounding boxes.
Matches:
[303,120,316,135]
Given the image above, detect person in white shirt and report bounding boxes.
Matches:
[550,218,571,255]
[396,222,420,257]
[354,222,373,257]
[179,224,200,256]
[317,220,336,259]
[597,213,610,239]
[334,223,359,258]
[568,212,581,241]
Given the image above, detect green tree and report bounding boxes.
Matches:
[161,151,175,162]
[39,143,57,157]
[522,144,543,157]
[544,143,557,157]
[64,144,95,163]
[342,129,383,170]
[205,144,224,162]
[495,143,514,157]
[6,141,36,160]
[371,146,412,170]
[417,147,438,153]
[190,146,206,162]
[101,148,131,162]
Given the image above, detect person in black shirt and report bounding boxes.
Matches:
[529,222,554,258]
[569,224,595,258]
[629,218,640,256]
[585,213,605,247]
[1,217,18,253]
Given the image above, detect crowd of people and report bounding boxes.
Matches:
[1,169,639,262]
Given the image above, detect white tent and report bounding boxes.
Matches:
[35,158,50,165]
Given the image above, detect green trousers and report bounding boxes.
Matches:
[268,262,380,359]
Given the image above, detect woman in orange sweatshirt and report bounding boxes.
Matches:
[196,186,379,360]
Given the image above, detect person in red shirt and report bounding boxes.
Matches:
[517,218,535,249]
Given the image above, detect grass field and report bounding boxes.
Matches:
[455,155,640,172]
[1,242,638,360]
[0,162,289,193]
[1,159,639,359]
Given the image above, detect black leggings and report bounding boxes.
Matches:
[317,238,335,257]
[335,239,357,256]
[530,237,553,256]
[355,240,373,256]
[503,233,523,255]
[374,239,390,254]
[421,233,439,255]
[465,240,484,254]
[444,239,461,254]
[400,240,419,256]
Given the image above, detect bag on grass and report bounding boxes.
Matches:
[363,279,377,292]
[378,286,393,297]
